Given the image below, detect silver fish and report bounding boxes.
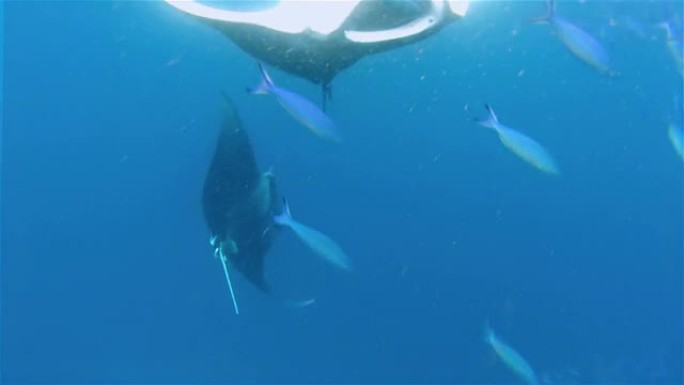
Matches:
[274,199,352,272]
[485,322,539,385]
[532,0,613,75]
[476,104,559,175]
[251,63,341,142]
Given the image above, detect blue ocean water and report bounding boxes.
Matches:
[2,1,683,384]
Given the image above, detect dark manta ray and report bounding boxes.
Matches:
[164,0,469,87]
[202,94,283,313]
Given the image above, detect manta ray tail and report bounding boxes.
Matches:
[218,250,240,315]
[321,83,332,112]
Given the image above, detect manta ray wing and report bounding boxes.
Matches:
[202,95,282,294]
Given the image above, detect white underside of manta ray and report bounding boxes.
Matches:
[164,0,470,85]
[164,0,469,38]
[164,0,362,36]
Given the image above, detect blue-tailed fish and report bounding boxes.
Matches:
[485,322,539,385]
[532,0,613,75]
[250,63,341,142]
[274,199,352,271]
[476,104,559,175]
[668,123,684,160]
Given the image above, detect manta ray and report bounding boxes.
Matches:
[202,95,352,313]
[202,94,283,312]
[165,0,469,91]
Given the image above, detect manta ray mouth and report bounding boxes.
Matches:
[345,0,469,44]
[164,0,469,40]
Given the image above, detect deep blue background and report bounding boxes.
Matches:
[2,1,682,383]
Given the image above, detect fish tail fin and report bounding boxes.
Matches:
[273,198,292,226]
[248,63,275,94]
[265,165,275,176]
[656,21,674,41]
[529,0,554,24]
[483,319,495,344]
[476,104,500,129]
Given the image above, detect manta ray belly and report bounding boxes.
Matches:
[166,0,468,85]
